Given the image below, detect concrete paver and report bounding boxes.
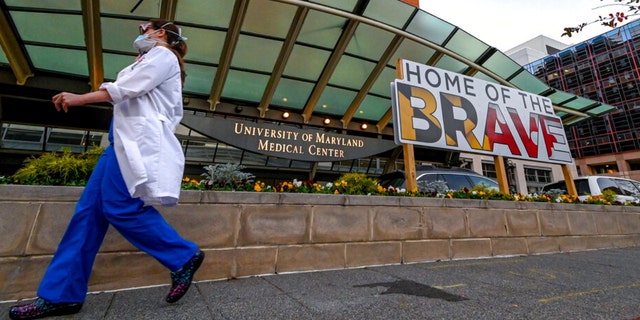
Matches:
[2,247,640,319]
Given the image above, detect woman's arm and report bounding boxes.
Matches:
[52,89,112,112]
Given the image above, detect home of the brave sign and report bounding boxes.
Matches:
[391,59,572,164]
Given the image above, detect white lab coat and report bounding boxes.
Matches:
[100,46,184,206]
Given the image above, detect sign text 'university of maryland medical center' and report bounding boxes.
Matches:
[391,59,572,164]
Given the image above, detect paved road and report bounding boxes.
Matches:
[2,247,640,319]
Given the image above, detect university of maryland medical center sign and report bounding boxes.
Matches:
[391,59,573,165]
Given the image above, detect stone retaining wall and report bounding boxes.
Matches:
[1,185,640,301]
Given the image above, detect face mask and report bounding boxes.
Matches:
[133,30,161,53]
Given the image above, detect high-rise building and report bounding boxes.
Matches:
[524,20,640,181]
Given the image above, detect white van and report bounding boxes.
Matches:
[542,176,640,204]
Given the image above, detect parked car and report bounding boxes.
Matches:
[542,176,640,203]
[378,165,499,192]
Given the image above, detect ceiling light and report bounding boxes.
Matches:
[323,118,331,125]
[360,123,368,130]
[282,111,290,119]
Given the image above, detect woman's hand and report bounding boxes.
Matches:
[52,92,84,112]
[52,90,112,112]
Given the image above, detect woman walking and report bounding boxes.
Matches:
[9,19,204,320]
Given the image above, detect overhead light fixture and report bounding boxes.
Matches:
[282,111,290,119]
[235,105,243,113]
[360,123,368,130]
[323,118,331,125]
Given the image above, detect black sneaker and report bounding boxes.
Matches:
[166,250,205,303]
[9,297,82,320]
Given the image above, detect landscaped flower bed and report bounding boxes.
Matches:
[1,148,636,206]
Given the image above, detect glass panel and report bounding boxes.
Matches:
[45,128,85,152]
[271,78,315,110]
[547,90,575,104]
[444,29,489,62]
[101,17,141,53]
[267,156,291,167]
[222,70,269,103]
[314,86,357,116]
[241,150,267,166]
[26,46,87,76]
[214,144,242,164]
[564,96,597,111]
[297,10,346,48]
[243,0,297,38]
[352,158,370,173]
[370,67,396,97]
[231,35,281,72]
[5,0,80,10]
[473,71,500,84]
[329,55,375,89]
[481,52,521,79]
[389,39,436,67]
[101,0,160,17]
[175,0,234,28]
[86,132,104,148]
[181,28,226,64]
[363,0,415,29]
[434,55,467,74]
[290,160,312,169]
[1,124,44,150]
[509,72,550,95]
[183,64,216,95]
[185,141,216,162]
[333,160,354,172]
[0,48,7,64]
[355,95,391,121]
[317,161,332,171]
[103,53,136,80]
[406,10,454,46]
[586,104,614,115]
[309,0,357,12]
[10,12,84,46]
[283,45,330,80]
[346,24,394,60]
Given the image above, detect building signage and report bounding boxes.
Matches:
[391,59,573,164]
[181,114,397,162]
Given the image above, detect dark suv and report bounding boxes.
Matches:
[378,165,499,191]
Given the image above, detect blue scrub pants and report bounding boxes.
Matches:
[37,146,198,303]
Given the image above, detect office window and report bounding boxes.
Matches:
[481,162,497,178]
[524,167,552,194]
[525,167,552,184]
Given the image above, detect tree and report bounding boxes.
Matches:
[562,0,640,37]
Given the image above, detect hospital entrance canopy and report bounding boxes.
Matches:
[0,0,614,145]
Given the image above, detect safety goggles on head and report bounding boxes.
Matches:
[138,21,187,43]
[138,23,153,34]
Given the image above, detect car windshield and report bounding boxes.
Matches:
[441,174,472,191]
[616,179,640,196]
[468,175,499,189]
[597,177,622,194]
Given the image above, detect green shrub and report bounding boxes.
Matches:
[333,172,379,195]
[601,189,617,203]
[12,147,104,186]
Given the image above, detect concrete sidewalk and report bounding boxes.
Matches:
[2,247,640,319]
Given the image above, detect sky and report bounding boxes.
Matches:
[419,0,639,52]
